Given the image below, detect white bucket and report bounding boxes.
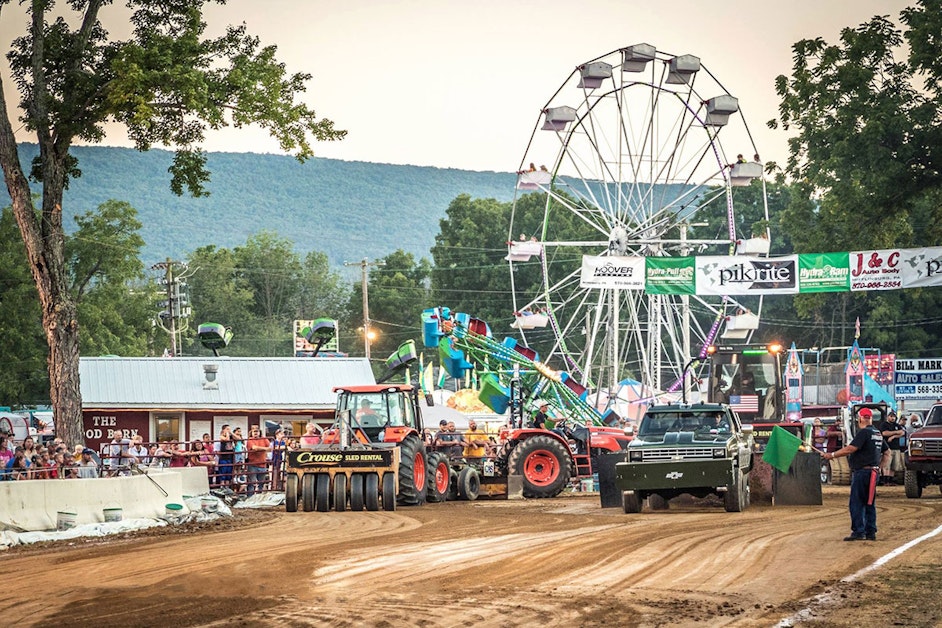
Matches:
[165,503,184,516]
[103,507,123,522]
[56,511,77,531]
[200,497,217,513]
[580,478,594,492]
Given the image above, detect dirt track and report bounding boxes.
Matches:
[1,485,941,627]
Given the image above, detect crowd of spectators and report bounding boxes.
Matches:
[3,419,531,488]
[0,426,293,495]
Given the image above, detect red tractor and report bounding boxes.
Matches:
[284,384,428,511]
[494,420,632,498]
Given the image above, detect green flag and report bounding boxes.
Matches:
[762,425,803,473]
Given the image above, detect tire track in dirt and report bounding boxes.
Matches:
[3,490,942,627]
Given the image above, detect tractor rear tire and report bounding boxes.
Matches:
[315,473,330,512]
[333,473,347,512]
[457,466,481,501]
[397,434,428,506]
[426,452,450,503]
[507,435,572,498]
[285,473,298,512]
[648,494,669,510]
[831,456,851,485]
[382,472,397,511]
[365,473,380,511]
[349,473,365,511]
[301,473,315,512]
[904,469,922,498]
[447,468,459,501]
[622,491,642,513]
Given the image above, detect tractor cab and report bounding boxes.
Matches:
[330,384,422,445]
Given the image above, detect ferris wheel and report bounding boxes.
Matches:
[508,44,769,402]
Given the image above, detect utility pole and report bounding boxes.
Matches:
[152,259,194,356]
[345,257,385,359]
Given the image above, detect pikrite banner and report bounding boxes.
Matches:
[798,252,850,293]
[900,246,942,288]
[849,249,903,291]
[645,257,696,295]
[579,255,646,289]
[695,255,799,295]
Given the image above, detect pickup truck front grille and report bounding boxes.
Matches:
[639,448,715,461]
[923,439,942,456]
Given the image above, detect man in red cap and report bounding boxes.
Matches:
[823,407,889,540]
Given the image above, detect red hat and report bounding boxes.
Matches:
[858,408,872,418]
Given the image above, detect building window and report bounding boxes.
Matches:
[154,414,182,443]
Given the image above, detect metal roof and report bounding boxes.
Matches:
[79,357,375,410]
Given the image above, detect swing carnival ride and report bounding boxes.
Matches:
[507,44,770,408]
[423,307,632,498]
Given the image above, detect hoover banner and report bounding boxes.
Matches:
[580,255,645,289]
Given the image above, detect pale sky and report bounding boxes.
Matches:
[1,0,914,173]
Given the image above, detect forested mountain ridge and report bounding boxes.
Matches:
[5,144,517,266]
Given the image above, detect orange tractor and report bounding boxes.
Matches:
[284,384,428,512]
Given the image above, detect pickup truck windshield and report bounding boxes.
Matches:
[638,412,729,439]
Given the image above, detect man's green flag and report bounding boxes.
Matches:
[762,425,804,473]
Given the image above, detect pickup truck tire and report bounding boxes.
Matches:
[622,490,642,513]
[648,494,669,510]
[724,471,747,512]
[507,435,572,498]
[904,469,922,498]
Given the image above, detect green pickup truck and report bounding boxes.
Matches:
[614,403,754,513]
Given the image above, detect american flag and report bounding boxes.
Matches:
[729,395,759,413]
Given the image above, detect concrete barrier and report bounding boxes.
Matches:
[171,466,210,497]
[0,471,191,532]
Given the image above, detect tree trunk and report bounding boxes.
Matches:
[46,299,84,448]
[0,77,85,449]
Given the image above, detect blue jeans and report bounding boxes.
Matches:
[849,468,878,537]
[247,465,268,496]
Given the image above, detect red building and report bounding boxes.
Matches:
[79,356,375,450]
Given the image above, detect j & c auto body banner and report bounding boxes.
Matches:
[578,247,942,295]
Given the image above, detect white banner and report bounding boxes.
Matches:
[579,255,645,289]
[900,246,942,289]
[894,357,942,400]
[695,255,799,295]
[849,249,903,291]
